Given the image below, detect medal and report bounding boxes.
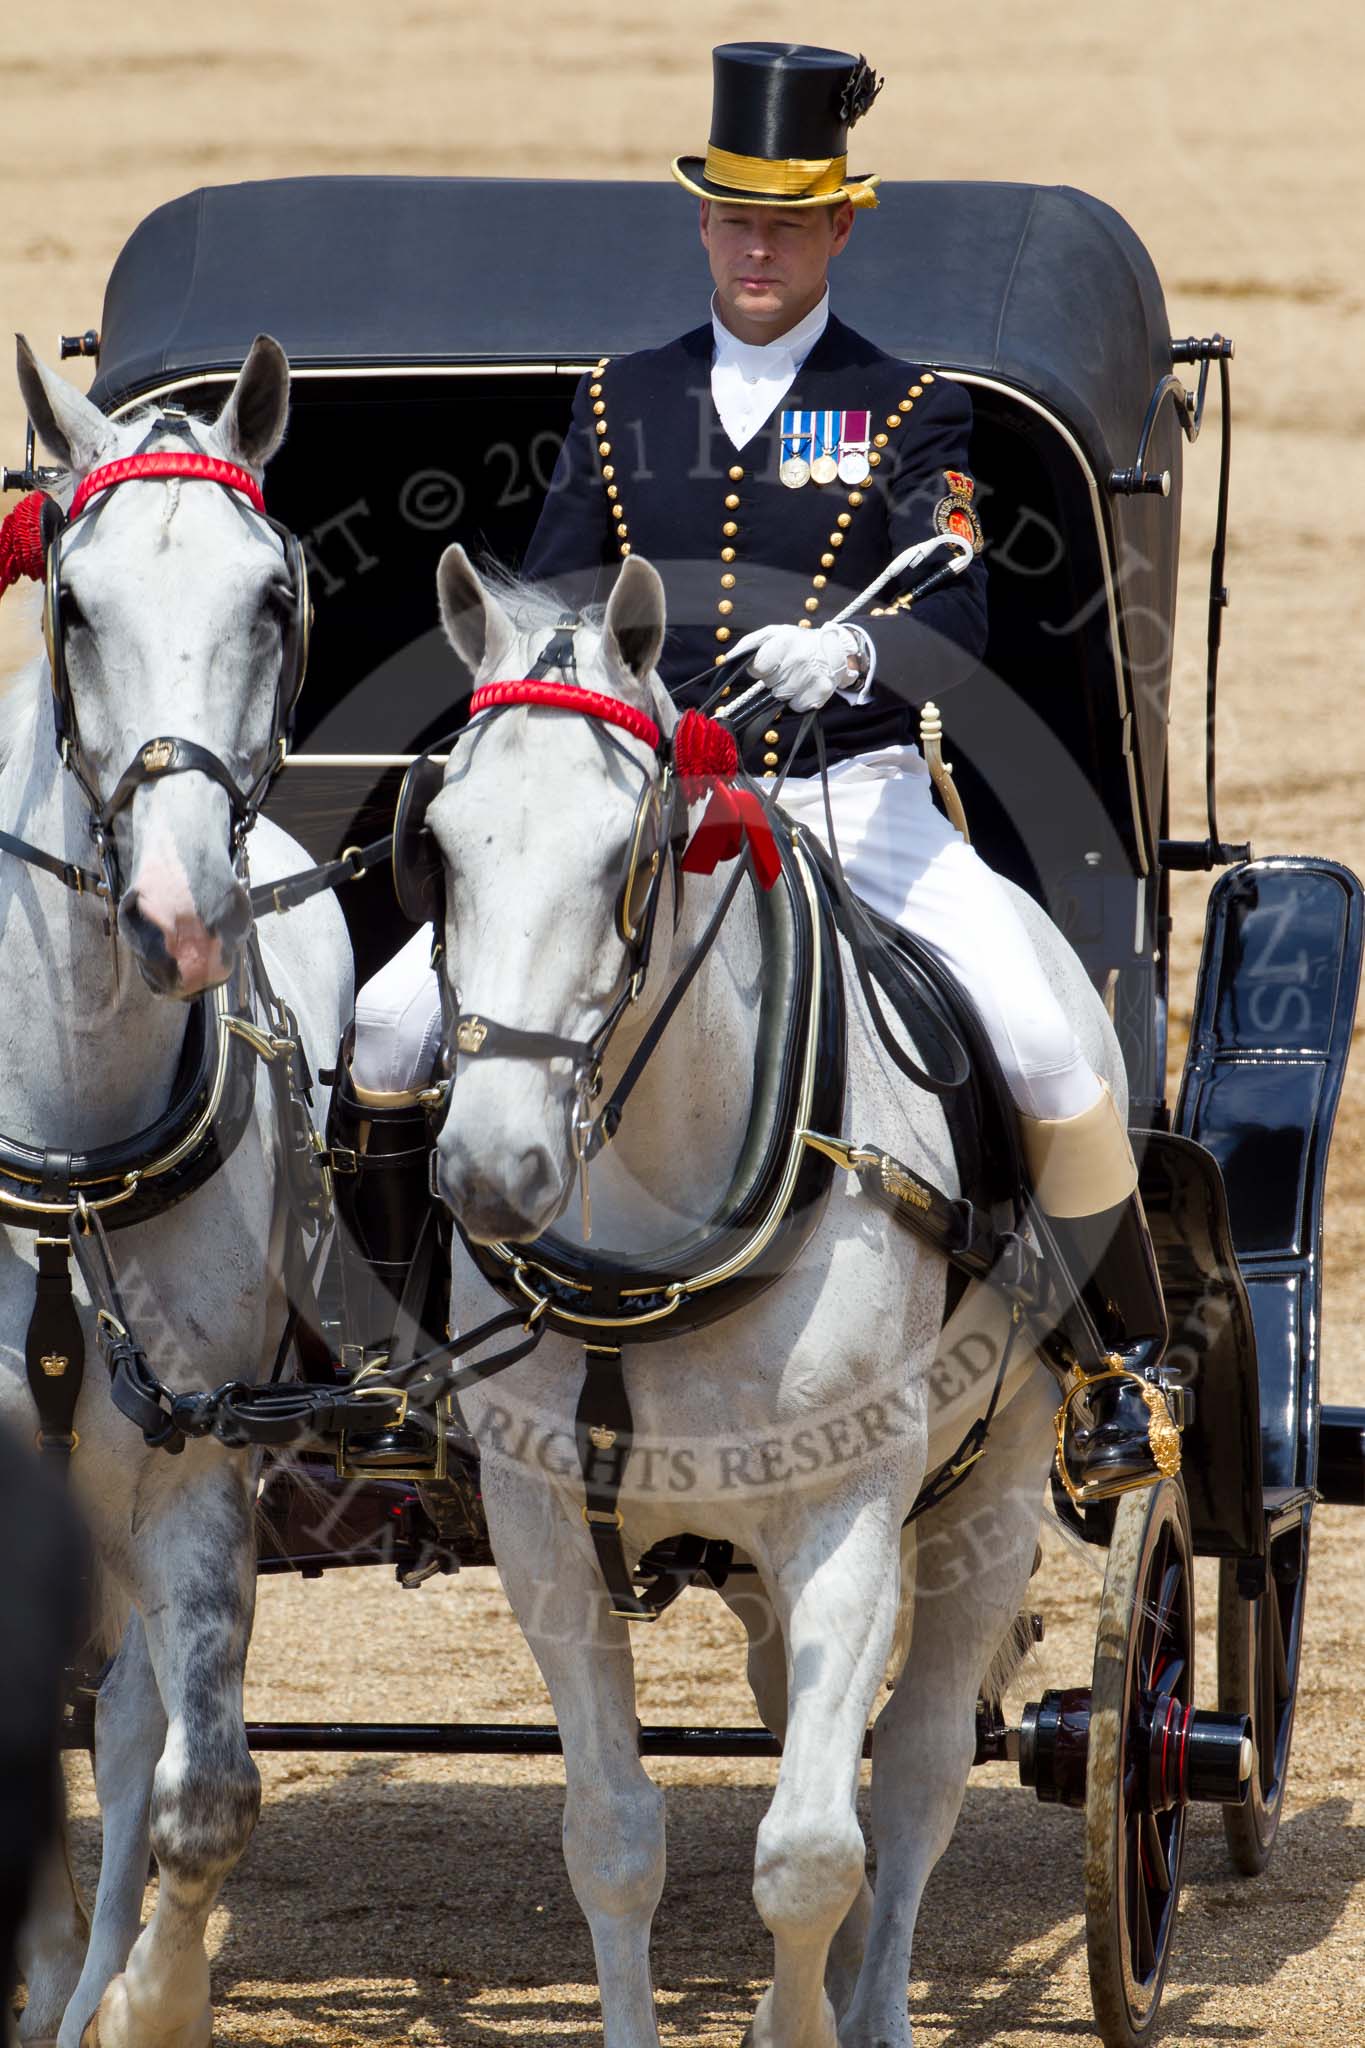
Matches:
[779,409,812,488]
[837,410,871,484]
[809,410,840,485]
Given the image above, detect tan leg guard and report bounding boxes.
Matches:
[1018,1079,1138,1220]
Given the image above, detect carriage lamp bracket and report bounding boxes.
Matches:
[1115,336,1245,875]
[59,329,100,362]
[2,419,65,497]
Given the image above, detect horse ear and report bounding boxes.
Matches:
[15,335,113,474]
[211,334,290,470]
[603,555,665,685]
[437,544,516,677]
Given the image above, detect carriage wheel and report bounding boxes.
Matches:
[1085,1478,1194,2048]
[1216,1512,1310,1875]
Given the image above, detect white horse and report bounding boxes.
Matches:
[1,341,351,2048]
[423,547,1120,2048]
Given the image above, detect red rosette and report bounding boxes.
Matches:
[0,491,49,596]
[673,707,739,800]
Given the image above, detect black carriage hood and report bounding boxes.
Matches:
[88,176,1171,478]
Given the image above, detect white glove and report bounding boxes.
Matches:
[729,622,866,713]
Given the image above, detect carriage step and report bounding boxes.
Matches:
[1317,1407,1365,1505]
[1174,856,1364,1503]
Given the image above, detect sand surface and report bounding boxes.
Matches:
[5,2,1365,2041]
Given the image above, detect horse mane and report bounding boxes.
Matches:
[478,562,604,637]
[477,562,674,729]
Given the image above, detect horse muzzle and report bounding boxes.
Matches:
[118,876,252,997]
[434,1130,566,1245]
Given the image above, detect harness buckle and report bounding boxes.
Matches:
[583,1505,625,1530]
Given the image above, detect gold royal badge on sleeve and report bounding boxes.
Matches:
[932,468,985,554]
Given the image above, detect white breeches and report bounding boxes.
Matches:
[352,745,1100,1122]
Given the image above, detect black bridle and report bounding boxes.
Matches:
[35,419,310,908]
[406,625,688,1223]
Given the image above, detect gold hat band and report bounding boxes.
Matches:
[703,144,848,197]
[699,144,879,209]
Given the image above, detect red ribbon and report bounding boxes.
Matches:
[0,491,49,598]
[674,709,781,891]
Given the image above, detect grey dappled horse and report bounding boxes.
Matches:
[1,342,350,2048]
[423,548,1118,2048]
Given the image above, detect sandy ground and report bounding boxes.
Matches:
[6,1,1365,2042]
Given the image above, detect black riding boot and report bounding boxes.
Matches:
[1022,1084,1179,1507]
[327,1062,448,1473]
[1044,1193,1179,1503]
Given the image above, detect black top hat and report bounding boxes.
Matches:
[672,42,883,209]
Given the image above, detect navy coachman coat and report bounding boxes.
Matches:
[523,311,988,779]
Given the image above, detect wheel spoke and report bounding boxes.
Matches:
[1142,1809,1172,1894]
[1133,1844,1157,1979]
[1152,1652,1186,1701]
[1271,1582,1291,1697]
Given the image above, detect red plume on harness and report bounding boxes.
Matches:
[673,708,781,891]
[0,491,51,598]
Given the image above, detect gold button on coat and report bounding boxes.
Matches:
[721,546,736,563]
[803,597,819,613]
[820,552,834,567]
[595,421,608,435]
[592,400,606,416]
[837,514,851,529]
[763,728,780,745]
[886,414,901,427]
[724,492,740,509]
[715,626,731,642]
[718,599,733,615]
[909,383,923,397]
[589,383,602,398]
[720,572,736,589]
[602,463,615,481]
[723,520,738,537]
[728,465,744,481]
[813,574,827,590]
[874,432,889,447]
[763,750,779,767]
[848,491,864,507]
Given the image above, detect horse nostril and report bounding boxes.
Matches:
[207,880,253,953]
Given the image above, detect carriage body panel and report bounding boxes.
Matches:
[88,176,1181,1065]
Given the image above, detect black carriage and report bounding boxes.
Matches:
[32,173,1365,2046]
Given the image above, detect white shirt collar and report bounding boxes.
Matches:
[709,288,831,377]
[708,290,831,450]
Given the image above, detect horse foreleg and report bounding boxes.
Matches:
[55,1618,166,2048]
[745,1489,905,2048]
[80,1471,259,2048]
[14,1793,88,2047]
[486,1470,664,2048]
[839,1376,1054,2048]
[718,1572,873,2025]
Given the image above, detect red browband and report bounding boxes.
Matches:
[466,684,779,892]
[69,453,267,522]
[470,681,663,751]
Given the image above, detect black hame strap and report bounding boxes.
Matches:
[248,834,394,919]
[0,826,106,902]
[26,1234,86,1462]
[575,1344,680,1622]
